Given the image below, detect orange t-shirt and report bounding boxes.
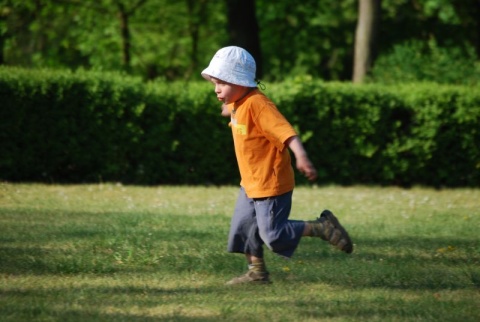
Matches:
[228,89,297,198]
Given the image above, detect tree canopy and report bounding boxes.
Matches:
[1,0,479,84]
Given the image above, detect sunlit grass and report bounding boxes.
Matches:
[1,183,479,321]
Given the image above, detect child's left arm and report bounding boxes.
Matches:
[286,136,318,181]
[221,103,231,117]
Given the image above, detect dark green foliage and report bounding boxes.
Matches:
[1,67,479,186]
[269,80,480,187]
[0,68,147,182]
[3,0,479,83]
[369,40,480,85]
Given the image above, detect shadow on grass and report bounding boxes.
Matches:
[1,235,479,293]
[2,282,478,322]
[283,235,480,290]
[1,205,479,292]
[0,285,236,322]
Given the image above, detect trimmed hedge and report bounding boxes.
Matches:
[269,80,480,187]
[1,67,479,187]
[0,67,236,185]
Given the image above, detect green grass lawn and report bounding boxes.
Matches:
[1,183,479,321]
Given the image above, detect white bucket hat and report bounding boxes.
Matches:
[201,46,257,87]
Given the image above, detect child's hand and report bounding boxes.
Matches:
[296,156,318,181]
[286,136,318,181]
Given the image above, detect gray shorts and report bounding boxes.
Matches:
[227,187,305,258]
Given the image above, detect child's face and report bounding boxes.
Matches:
[210,77,250,105]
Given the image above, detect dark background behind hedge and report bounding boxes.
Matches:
[1,67,479,187]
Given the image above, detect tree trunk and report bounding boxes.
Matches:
[475,0,480,59]
[186,0,208,79]
[117,4,131,71]
[353,0,381,83]
[115,0,147,71]
[0,30,4,65]
[226,0,263,78]
[0,9,6,65]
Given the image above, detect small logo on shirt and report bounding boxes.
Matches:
[231,116,247,135]
[233,123,247,135]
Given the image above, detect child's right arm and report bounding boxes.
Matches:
[285,136,318,182]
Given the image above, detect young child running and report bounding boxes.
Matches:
[201,46,353,285]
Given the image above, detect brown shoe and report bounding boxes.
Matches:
[225,270,270,285]
[310,210,353,254]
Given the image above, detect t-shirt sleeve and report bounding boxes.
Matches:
[253,101,297,151]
